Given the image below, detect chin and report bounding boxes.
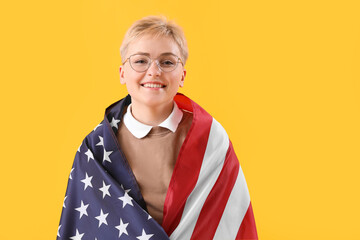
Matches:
[131,95,172,108]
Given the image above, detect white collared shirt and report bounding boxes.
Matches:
[123,102,183,139]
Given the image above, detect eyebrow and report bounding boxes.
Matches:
[133,52,177,57]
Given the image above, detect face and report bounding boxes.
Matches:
[119,34,186,109]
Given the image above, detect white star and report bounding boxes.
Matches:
[75,200,89,219]
[57,225,61,237]
[78,143,82,152]
[99,181,111,199]
[148,214,152,220]
[81,173,93,190]
[120,185,131,194]
[63,196,67,208]
[110,117,121,129]
[69,168,74,180]
[118,190,133,208]
[136,229,154,240]
[85,149,94,162]
[96,136,104,146]
[93,123,102,131]
[103,148,113,163]
[95,209,109,227]
[70,229,84,240]
[115,218,129,237]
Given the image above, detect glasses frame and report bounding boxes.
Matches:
[122,53,184,73]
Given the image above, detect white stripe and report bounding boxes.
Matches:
[170,118,229,240]
[213,165,250,240]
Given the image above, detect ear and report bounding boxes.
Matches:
[119,66,126,84]
[179,69,186,87]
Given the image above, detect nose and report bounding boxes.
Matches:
[147,60,161,76]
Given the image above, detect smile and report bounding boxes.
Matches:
[141,83,166,88]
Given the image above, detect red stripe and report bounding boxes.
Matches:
[162,94,213,235]
[190,141,240,239]
[236,202,258,239]
[173,93,193,112]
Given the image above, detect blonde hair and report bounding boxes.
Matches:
[120,16,188,64]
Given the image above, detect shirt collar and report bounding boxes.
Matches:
[123,102,183,139]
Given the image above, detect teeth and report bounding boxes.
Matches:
[143,83,163,88]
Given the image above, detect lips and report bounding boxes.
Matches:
[141,82,166,88]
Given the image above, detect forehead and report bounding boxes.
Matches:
[127,34,181,57]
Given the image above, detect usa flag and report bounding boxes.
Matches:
[58,93,257,239]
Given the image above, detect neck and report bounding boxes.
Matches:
[130,101,174,126]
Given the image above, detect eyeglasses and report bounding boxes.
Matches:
[122,53,184,73]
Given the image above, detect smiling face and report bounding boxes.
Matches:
[119,34,186,109]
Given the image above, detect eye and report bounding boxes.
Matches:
[133,59,148,64]
[160,60,175,67]
[130,54,150,65]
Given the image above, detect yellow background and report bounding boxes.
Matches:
[1,0,359,239]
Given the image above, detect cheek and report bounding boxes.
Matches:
[169,70,183,82]
[125,71,144,84]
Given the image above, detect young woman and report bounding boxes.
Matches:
[58,16,257,240]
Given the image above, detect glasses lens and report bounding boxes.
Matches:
[157,55,179,72]
[129,54,151,72]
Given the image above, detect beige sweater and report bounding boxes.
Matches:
[117,108,193,225]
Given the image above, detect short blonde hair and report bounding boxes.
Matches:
[120,16,188,64]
